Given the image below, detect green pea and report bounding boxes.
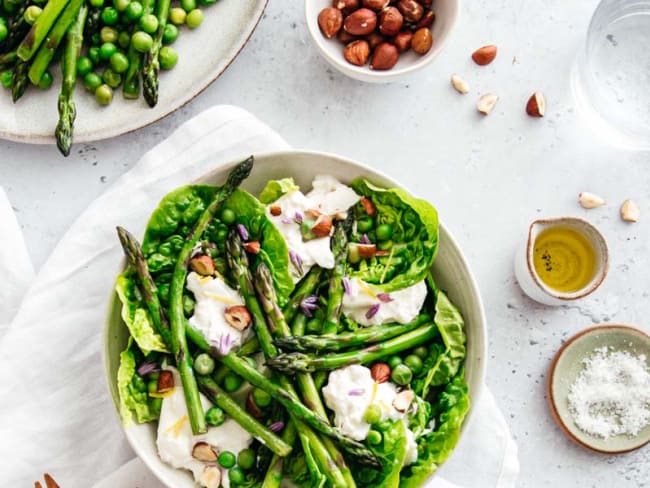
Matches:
[213,365,230,384]
[147,378,158,394]
[150,397,163,415]
[252,387,272,408]
[90,32,101,46]
[37,70,53,89]
[220,208,236,224]
[377,239,393,251]
[131,30,153,52]
[205,406,225,426]
[113,0,130,12]
[0,70,12,88]
[101,6,119,25]
[223,372,243,392]
[181,0,195,11]
[83,71,102,92]
[216,228,228,243]
[194,353,215,375]
[162,23,178,44]
[109,51,129,73]
[357,216,374,233]
[404,354,423,374]
[169,7,186,24]
[118,30,131,48]
[95,83,113,105]
[218,450,236,469]
[375,223,393,241]
[89,0,104,8]
[391,364,412,385]
[0,23,6,43]
[363,404,382,425]
[87,47,101,65]
[0,16,6,25]
[387,355,402,369]
[100,26,118,43]
[132,374,146,392]
[99,42,117,60]
[237,448,256,470]
[76,56,93,76]
[102,67,122,87]
[229,466,245,485]
[185,8,203,28]
[367,429,382,445]
[125,0,143,21]
[159,46,178,70]
[413,346,428,359]
[139,13,158,33]
[24,5,42,24]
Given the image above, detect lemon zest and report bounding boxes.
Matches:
[358,280,377,299]
[205,292,237,305]
[371,382,378,403]
[149,388,175,399]
[199,276,213,286]
[164,415,188,438]
[379,247,395,284]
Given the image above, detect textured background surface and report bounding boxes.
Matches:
[2,0,649,486]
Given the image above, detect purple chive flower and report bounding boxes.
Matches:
[214,333,235,356]
[294,212,303,224]
[366,303,381,319]
[300,295,319,318]
[281,217,293,225]
[377,293,393,303]
[269,421,285,433]
[348,388,365,396]
[137,361,160,376]
[342,276,352,296]
[289,250,304,274]
[359,234,371,245]
[237,224,249,241]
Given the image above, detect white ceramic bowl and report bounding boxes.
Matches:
[305,0,460,83]
[104,150,487,487]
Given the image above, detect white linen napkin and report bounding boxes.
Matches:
[0,105,519,488]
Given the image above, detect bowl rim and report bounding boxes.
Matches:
[304,0,462,83]
[103,148,488,486]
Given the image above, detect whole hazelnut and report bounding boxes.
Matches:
[344,39,371,66]
[338,29,358,44]
[420,0,433,6]
[318,7,343,38]
[365,31,386,50]
[397,0,424,23]
[362,0,389,10]
[379,6,403,36]
[333,0,359,15]
[344,8,377,36]
[370,42,399,70]
[392,30,412,52]
[415,9,435,29]
[411,27,432,54]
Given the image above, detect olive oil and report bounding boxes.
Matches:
[532,226,597,293]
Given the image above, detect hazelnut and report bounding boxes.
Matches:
[269,204,282,216]
[344,40,371,66]
[157,370,174,392]
[411,27,432,54]
[379,6,403,36]
[365,32,385,50]
[471,44,497,65]
[392,30,412,52]
[362,0,389,10]
[526,92,546,117]
[415,9,435,29]
[190,255,215,276]
[360,196,376,216]
[318,7,343,38]
[224,305,252,331]
[192,442,219,462]
[371,362,391,383]
[420,0,433,7]
[311,214,334,237]
[246,392,265,419]
[338,29,358,44]
[244,241,261,254]
[334,0,359,15]
[199,466,222,488]
[357,243,377,258]
[392,389,415,412]
[397,0,424,23]
[344,8,377,36]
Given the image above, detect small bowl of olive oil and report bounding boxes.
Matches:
[514,217,609,306]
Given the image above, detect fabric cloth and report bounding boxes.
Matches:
[0,105,519,488]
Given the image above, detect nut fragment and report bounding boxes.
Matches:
[334,0,359,15]
[357,243,377,258]
[344,39,371,65]
[371,362,391,383]
[392,389,415,412]
[526,92,546,117]
[578,192,605,209]
[318,7,343,38]
[244,241,261,254]
[392,30,413,53]
[360,196,376,216]
[620,199,639,222]
[477,93,498,115]
[471,44,497,65]
[192,442,219,462]
[311,214,334,237]
[344,8,377,36]
[157,370,174,392]
[246,392,265,419]
[411,27,432,54]
[269,205,282,216]
[379,6,403,36]
[362,0,389,10]
[224,305,252,331]
[397,0,424,23]
[190,255,215,276]
[450,73,470,94]
[200,466,222,488]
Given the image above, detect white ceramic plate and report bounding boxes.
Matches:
[0,0,267,144]
[104,150,488,487]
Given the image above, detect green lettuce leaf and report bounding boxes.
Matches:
[115,273,169,355]
[259,178,299,204]
[349,178,439,291]
[399,372,470,488]
[355,420,407,488]
[117,338,161,425]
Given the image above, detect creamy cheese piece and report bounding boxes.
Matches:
[306,175,361,215]
[186,272,247,350]
[341,278,427,326]
[156,368,253,488]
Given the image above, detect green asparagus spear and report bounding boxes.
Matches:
[196,375,292,458]
[275,313,432,352]
[322,215,352,334]
[3,3,29,53]
[0,51,16,70]
[82,6,101,39]
[122,0,153,98]
[27,0,82,86]
[11,58,27,101]
[55,3,86,156]
[262,420,297,488]
[142,0,170,107]
[267,323,438,374]
[170,156,253,436]
[17,0,70,61]
[282,266,322,325]
[116,226,172,349]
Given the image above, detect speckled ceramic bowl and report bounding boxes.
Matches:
[548,324,650,454]
[104,150,487,487]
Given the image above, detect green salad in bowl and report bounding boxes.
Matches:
[106,152,485,488]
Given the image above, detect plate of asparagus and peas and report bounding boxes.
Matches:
[109,155,476,487]
[0,0,266,155]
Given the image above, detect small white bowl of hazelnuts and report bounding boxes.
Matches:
[306,0,460,83]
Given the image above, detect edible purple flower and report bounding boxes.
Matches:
[269,421,285,433]
[359,234,371,245]
[213,333,235,356]
[348,388,365,396]
[281,217,293,225]
[377,293,393,303]
[300,295,319,318]
[366,303,380,319]
[294,212,303,224]
[342,276,352,296]
[237,224,249,241]
[137,361,159,376]
[289,250,304,275]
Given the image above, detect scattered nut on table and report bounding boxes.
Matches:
[477,93,499,115]
[578,192,605,209]
[620,199,639,222]
[472,44,497,65]
[451,74,470,94]
[526,92,546,117]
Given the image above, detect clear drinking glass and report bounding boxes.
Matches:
[572,0,650,150]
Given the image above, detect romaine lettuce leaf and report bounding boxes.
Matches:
[117,338,161,425]
[259,178,299,204]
